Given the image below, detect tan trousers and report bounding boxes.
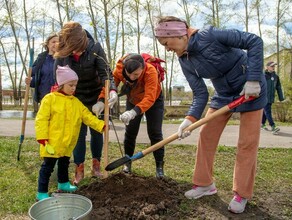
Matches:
[193,108,263,199]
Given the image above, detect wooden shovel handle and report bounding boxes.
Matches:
[141,95,255,156]
[102,80,110,178]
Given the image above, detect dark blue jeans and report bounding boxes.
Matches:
[73,123,103,165]
[124,93,164,162]
[262,103,275,127]
[38,156,70,193]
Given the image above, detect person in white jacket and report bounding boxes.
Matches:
[35,65,104,201]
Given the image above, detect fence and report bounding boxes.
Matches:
[1,89,33,105]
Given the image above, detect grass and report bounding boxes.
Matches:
[0,136,292,219]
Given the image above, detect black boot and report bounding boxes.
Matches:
[123,161,132,174]
[156,161,164,178]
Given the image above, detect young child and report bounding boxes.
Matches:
[35,65,105,201]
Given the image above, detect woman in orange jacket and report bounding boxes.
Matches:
[94,53,165,177]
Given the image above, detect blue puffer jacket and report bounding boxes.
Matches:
[179,26,267,119]
[30,51,55,103]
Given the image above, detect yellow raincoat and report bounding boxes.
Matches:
[35,92,104,158]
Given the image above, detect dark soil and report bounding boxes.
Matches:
[77,172,290,220]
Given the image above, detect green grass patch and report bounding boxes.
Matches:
[0,136,291,218]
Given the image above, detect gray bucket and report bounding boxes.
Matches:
[28,194,92,220]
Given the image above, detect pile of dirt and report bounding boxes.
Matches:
[77,172,291,219]
[77,172,186,219]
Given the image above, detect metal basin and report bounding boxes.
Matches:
[28,194,92,220]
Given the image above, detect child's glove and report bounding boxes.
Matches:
[177,119,192,139]
[108,90,118,108]
[120,109,137,125]
[92,101,105,116]
[45,143,55,155]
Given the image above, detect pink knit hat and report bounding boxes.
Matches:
[56,65,78,85]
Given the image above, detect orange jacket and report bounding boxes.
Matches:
[113,56,162,114]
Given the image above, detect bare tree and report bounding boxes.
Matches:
[55,0,63,26]
[128,0,142,53]
[87,0,98,41]
[4,0,29,104]
[276,0,288,68]
[254,0,263,37]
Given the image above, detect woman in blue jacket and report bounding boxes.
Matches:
[154,16,267,214]
[25,33,58,104]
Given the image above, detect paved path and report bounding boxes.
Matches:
[0,118,291,148]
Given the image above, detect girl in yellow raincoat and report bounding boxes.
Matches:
[35,65,104,201]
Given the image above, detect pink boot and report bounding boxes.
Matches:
[73,163,84,185]
[91,158,103,177]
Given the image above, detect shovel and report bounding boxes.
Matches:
[17,39,34,161]
[105,95,255,171]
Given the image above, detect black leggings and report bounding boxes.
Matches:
[124,93,164,162]
[38,156,70,193]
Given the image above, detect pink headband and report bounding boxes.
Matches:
[154,21,187,37]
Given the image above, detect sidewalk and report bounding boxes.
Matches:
[1,118,291,148]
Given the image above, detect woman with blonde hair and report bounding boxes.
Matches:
[25,32,58,104]
[54,21,118,185]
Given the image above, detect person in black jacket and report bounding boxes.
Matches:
[261,61,285,134]
[54,21,118,185]
[25,33,58,104]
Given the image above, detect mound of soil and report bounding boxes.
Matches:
[77,172,185,219]
[76,172,291,219]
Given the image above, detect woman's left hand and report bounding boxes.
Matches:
[240,81,261,99]
[108,90,118,108]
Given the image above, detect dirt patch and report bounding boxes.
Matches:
[77,173,185,219]
[76,172,291,219]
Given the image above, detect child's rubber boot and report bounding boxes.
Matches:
[58,182,77,192]
[36,192,50,201]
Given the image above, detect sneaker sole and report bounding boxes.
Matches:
[185,188,217,199]
[228,206,245,214]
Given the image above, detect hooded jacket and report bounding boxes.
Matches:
[111,56,162,115]
[35,92,104,158]
[179,26,267,120]
[54,31,116,108]
[264,70,284,103]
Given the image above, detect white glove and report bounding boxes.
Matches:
[108,90,118,108]
[177,119,192,139]
[92,101,105,116]
[240,81,261,99]
[120,109,137,125]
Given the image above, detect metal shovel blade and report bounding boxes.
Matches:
[105,155,131,171]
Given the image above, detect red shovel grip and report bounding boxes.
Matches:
[228,96,256,110]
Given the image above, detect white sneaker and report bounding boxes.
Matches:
[228,193,248,213]
[184,183,217,199]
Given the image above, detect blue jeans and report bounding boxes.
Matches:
[262,103,275,127]
[124,93,164,162]
[73,123,103,165]
[38,156,70,193]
